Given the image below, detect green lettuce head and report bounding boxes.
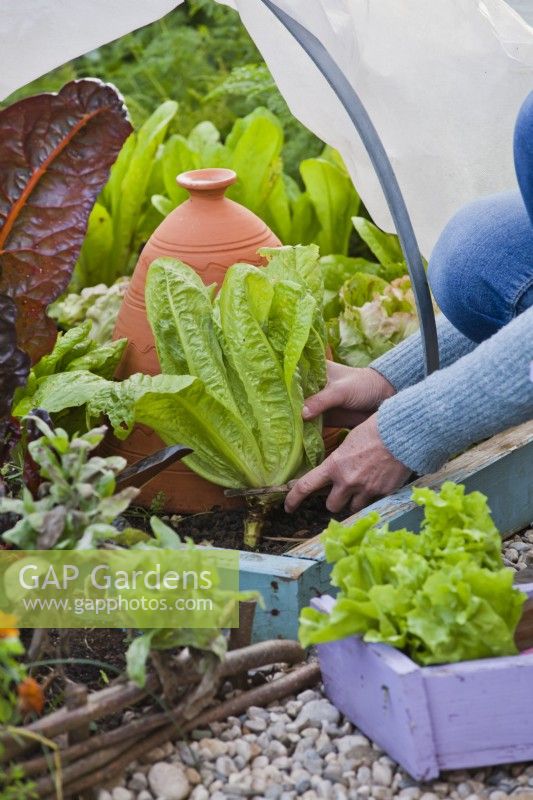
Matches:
[299,482,525,665]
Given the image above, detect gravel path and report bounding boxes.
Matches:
[98,527,533,800]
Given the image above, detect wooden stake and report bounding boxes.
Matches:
[65,682,94,800]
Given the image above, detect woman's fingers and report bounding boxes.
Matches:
[284,460,331,512]
[302,384,341,420]
[349,491,374,514]
[325,483,355,513]
[285,414,412,514]
[303,365,396,426]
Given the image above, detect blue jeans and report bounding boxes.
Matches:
[428,91,533,343]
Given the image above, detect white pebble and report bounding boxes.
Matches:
[398,789,421,800]
[112,790,133,800]
[148,762,190,800]
[248,705,270,719]
[372,787,392,800]
[372,761,393,787]
[190,787,209,800]
[252,755,270,769]
[234,740,253,764]
[336,734,370,757]
[198,738,228,759]
[245,717,267,733]
[127,771,147,792]
[293,699,340,730]
[298,689,320,702]
[215,755,236,777]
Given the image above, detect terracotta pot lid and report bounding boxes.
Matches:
[177,168,237,198]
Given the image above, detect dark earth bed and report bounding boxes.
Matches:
[127,494,341,555]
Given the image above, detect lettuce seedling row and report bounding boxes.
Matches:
[236,419,533,641]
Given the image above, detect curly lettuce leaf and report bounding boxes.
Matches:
[320,254,387,319]
[407,565,523,665]
[329,274,419,367]
[413,482,502,570]
[299,482,524,665]
[49,278,129,344]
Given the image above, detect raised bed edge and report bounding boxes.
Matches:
[241,420,533,641]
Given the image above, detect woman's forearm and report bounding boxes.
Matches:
[371,314,476,392]
[376,307,533,474]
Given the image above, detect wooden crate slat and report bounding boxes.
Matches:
[238,552,311,641]
[312,622,439,779]
[314,587,533,779]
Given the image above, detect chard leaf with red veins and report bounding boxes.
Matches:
[0,79,132,362]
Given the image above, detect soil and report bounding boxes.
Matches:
[21,627,127,691]
[49,628,128,686]
[127,494,342,555]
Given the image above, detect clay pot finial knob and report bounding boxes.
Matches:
[177,168,237,200]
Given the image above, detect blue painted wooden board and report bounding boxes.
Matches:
[240,420,533,641]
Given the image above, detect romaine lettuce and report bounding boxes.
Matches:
[100,246,326,545]
[12,245,327,547]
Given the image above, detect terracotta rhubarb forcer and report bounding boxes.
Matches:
[108,168,282,512]
[113,168,280,379]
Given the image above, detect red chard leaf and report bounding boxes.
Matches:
[0,79,132,362]
[0,294,29,422]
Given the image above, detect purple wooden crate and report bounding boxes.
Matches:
[313,587,533,780]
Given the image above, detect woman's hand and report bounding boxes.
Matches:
[285,413,411,513]
[304,361,396,428]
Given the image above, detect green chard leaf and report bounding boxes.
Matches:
[352,216,405,271]
[300,156,360,256]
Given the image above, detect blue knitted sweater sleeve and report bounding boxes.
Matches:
[372,308,533,474]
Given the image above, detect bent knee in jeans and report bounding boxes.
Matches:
[428,191,533,343]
